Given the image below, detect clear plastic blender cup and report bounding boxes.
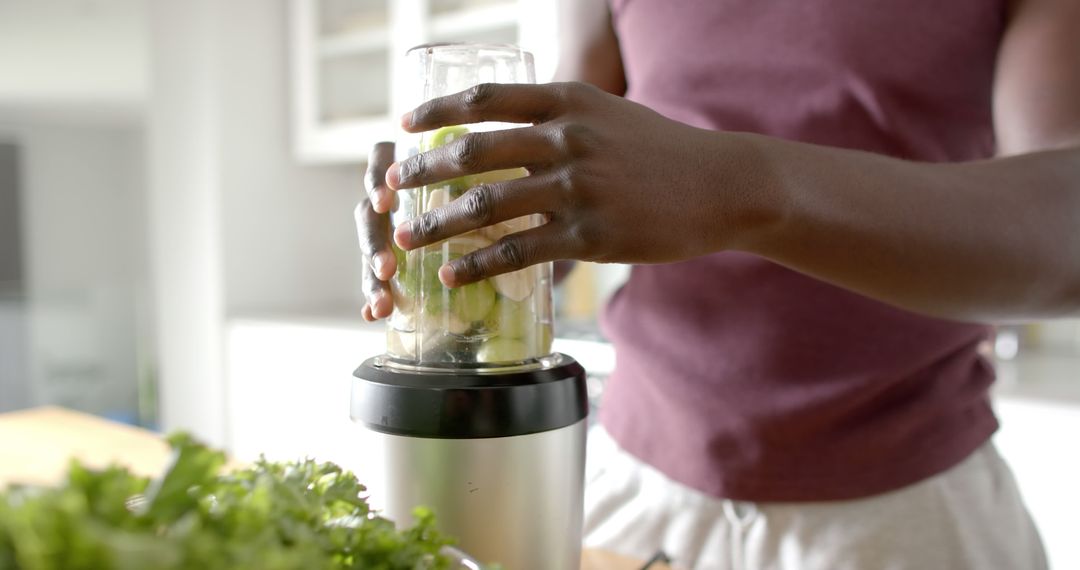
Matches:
[387,43,553,368]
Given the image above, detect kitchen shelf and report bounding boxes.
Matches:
[290,0,557,163]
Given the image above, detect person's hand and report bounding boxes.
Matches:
[382,82,765,288]
[356,142,397,321]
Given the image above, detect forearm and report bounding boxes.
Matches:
[729,135,1080,323]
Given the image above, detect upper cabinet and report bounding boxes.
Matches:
[289,0,558,164]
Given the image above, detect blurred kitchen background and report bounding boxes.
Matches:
[0,0,1077,567]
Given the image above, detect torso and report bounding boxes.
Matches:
[599,0,1006,500]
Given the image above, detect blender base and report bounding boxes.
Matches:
[351,354,588,570]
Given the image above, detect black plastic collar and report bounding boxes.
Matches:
[351,354,587,439]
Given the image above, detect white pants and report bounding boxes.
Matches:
[583,425,1047,570]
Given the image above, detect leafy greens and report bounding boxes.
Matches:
[0,433,457,570]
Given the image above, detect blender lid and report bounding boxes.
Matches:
[351,354,587,439]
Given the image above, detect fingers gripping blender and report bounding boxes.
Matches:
[351,43,588,570]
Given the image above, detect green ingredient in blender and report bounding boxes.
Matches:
[393,139,547,364]
[487,297,533,339]
[422,126,470,195]
[392,243,415,294]
[452,279,497,323]
[0,434,469,570]
[477,338,531,363]
[391,279,415,314]
[539,324,554,354]
[420,251,447,296]
[417,244,497,326]
[463,168,527,208]
[423,281,495,326]
[423,126,469,152]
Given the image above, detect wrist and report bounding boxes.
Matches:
[700,131,789,256]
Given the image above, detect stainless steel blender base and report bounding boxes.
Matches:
[351,355,588,570]
[370,419,586,570]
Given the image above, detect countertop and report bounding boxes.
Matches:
[0,406,665,570]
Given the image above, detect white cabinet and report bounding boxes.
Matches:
[289,0,558,164]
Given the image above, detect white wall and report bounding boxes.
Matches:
[0,0,146,124]
[148,0,365,446]
[0,123,146,418]
[0,0,149,419]
[216,1,365,315]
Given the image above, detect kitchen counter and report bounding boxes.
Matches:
[0,406,666,570]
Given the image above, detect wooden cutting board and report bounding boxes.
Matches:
[0,406,173,488]
[0,406,670,570]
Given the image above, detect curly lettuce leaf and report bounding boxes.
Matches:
[0,433,459,570]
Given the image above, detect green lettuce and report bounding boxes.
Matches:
[0,434,456,570]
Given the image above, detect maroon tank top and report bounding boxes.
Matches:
[599,0,1006,501]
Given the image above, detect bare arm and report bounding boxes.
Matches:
[385,0,1080,324]
[741,0,1080,322]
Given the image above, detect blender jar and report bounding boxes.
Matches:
[387,43,553,368]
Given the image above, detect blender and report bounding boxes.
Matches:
[351,43,588,570]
